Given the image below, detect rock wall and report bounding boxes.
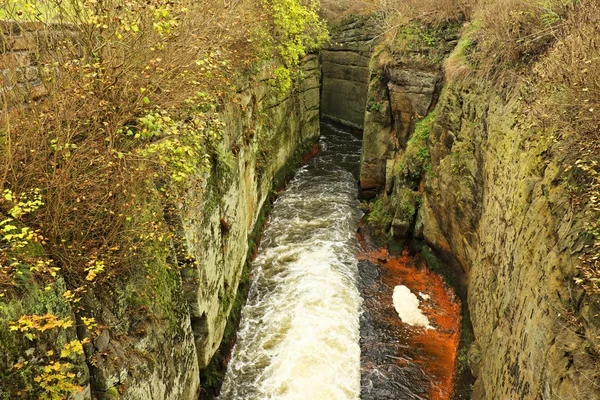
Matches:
[180,55,320,370]
[320,16,377,129]
[424,80,600,400]
[0,20,56,106]
[359,62,441,199]
[0,53,320,399]
[82,55,321,398]
[359,30,600,400]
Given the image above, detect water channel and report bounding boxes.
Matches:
[219,122,460,399]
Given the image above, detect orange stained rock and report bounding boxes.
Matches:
[359,246,462,400]
[302,143,321,164]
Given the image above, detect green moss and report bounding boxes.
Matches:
[148,250,181,327]
[411,111,435,142]
[367,101,384,112]
[365,197,393,237]
[401,111,435,183]
[450,22,479,67]
[395,188,417,223]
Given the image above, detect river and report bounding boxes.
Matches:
[219,122,460,400]
[219,122,364,399]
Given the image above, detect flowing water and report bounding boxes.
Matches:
[358,246,461,400]
[219,122,461,400]
[219,122,364,399]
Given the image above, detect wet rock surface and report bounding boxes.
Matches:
[359,258,430,400]
[358,240,461,400]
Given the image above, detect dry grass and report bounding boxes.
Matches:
[381,0,472,25]
[471,0,574,75]
[530,0,600,295]
[532,0,600,140]
[319,0,377,22]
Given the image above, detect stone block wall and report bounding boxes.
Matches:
[0,20,48,106]
[320,16,377,129]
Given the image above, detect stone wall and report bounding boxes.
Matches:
[0,20,51,106]
[79,55,321,398]
[359,62,441,199]
[320,16,377,129]
[181,55,321,370]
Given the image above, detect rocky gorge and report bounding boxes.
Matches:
[2,1,600,399]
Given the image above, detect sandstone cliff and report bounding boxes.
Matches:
[355,13,600,400]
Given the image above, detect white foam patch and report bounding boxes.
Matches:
[393,285,433,329]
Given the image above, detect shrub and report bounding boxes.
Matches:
[0,0,328,395]
[0,0,327,294]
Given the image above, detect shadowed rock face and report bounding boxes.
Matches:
[359,66,441,197]
[320,16,378,129]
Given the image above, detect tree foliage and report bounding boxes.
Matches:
[0,0,328,396]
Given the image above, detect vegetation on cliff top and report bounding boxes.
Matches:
[376,0,600,295]
[0,0,327,397]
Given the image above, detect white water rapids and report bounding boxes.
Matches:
[219,123,363,399]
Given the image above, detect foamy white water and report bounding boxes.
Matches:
[392,285,432,329]
[219,123,363,399]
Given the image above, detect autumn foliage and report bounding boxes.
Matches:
[0,0,327,397]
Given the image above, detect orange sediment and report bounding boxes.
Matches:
[358,243,461,400]
[302,143,321,164]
